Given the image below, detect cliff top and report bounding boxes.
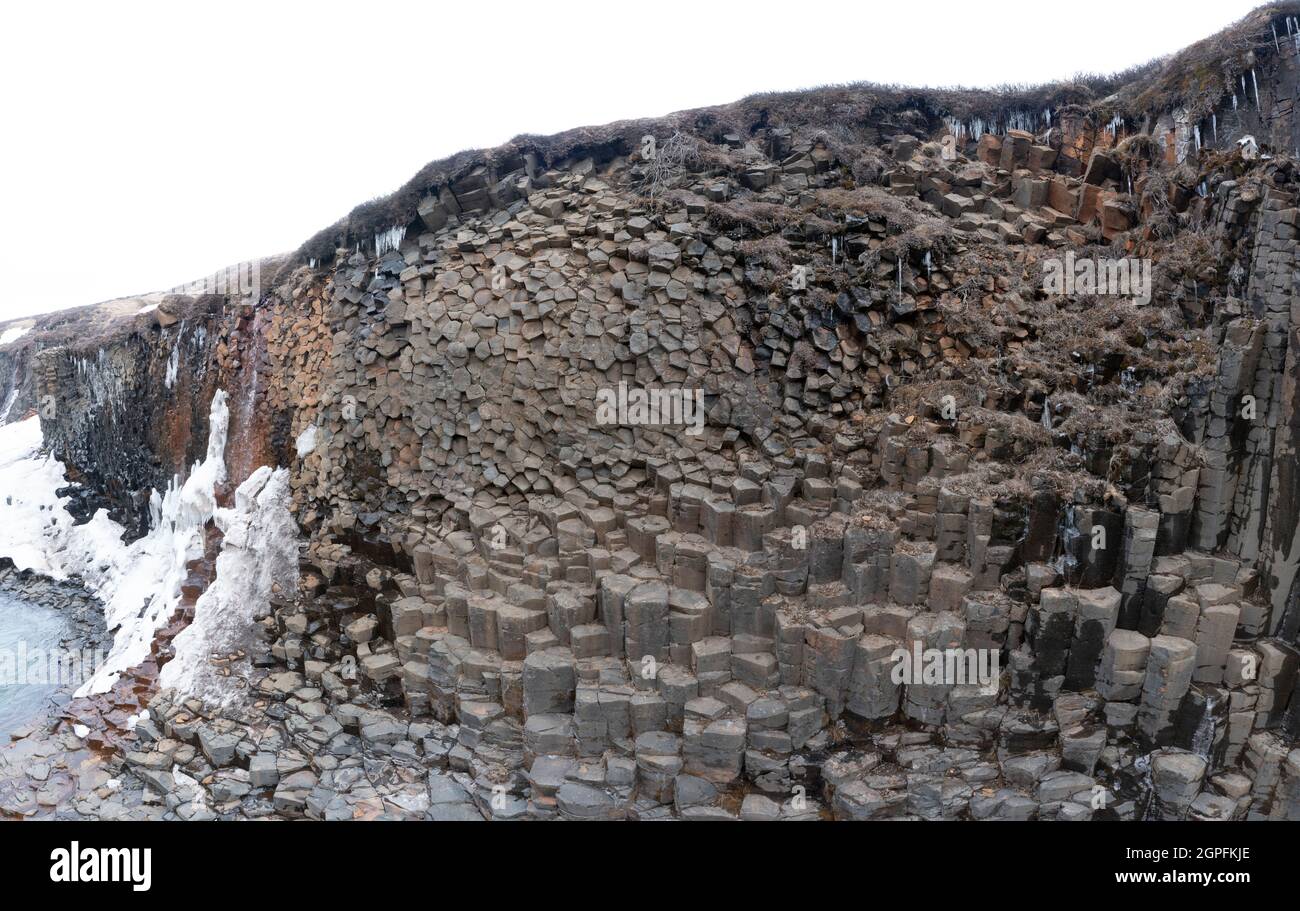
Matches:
[284,2,1300,271]
[8,2,1299,355]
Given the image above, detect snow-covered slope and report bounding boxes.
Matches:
[0,392,235,695]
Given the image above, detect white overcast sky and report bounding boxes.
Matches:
[0,0,1263,321]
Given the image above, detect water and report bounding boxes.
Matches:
[0,590,70,739]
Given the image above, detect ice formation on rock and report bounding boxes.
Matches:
[160,465,296,707]
[375,225,406,256]
[0,391,18,426]
[295,423,318,458]
[164,343,180,389]
[74,389,231,694]
[0,390,233,695]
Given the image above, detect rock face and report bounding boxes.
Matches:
[5,7,1300,820]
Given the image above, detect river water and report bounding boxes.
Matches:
[0,590,70,740]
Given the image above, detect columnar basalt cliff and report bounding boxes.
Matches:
[4,4,1300,821]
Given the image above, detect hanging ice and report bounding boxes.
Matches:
[1190,695,1218,759]
[164,342,180,390]
[375,225,406,256]
[0,390,17,425]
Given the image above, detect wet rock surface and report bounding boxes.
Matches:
[0,563,108,654]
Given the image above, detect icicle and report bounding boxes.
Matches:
[924,250,932,279]
[1211,113,1217,143]
[164,344,180,390]
[1232,93,1238,111]
[1191,695,1218,760]
[1127,174,1133,195]
[375,225,406,257]
[1273,22,1280,52]
[1194,124,1201,152]
[1252,69,1260,108]
[897,257,903,294]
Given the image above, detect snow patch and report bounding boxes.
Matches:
[0,391,234,695]
[0,415,104,576]
[160,466,296,707]
[295,424,318,458]
[0,327,30,346]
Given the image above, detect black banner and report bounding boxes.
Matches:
[0,820,1277,897]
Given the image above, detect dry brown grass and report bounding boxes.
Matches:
[1119,2,1300,119]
